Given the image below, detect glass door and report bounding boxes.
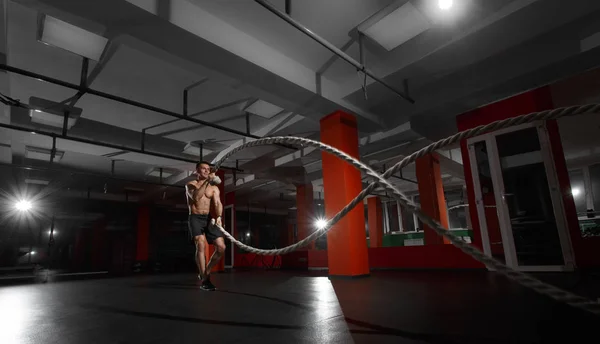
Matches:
[467,122,574,271]
[468,138,508,266]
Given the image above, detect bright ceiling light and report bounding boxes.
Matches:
[358,1,431,51]
[572,187,581,197]
[315,219,328,230]
[15,200,32,212]
[39,14,108,61]
[439,0,453,10]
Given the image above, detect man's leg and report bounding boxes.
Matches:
[194,235,207,279]
[205,237,226,278]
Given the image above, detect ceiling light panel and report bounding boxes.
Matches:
[245,100,283,119]
[39,15,108,61]
[361,2,432,51]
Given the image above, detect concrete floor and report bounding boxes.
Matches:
[0,270,598,343]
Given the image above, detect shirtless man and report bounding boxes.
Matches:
[185,161,225,291]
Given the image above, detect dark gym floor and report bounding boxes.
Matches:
[0,269,599,343]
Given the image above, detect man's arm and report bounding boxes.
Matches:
[212,187,223,225]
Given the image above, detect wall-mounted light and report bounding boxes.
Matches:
[15,200,32,212]
[315,219,328,230]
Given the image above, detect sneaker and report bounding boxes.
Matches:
[200,277,216,291]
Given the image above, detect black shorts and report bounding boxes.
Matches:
[188,214,224,244]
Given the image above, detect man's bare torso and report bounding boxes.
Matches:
[187,180,216,215]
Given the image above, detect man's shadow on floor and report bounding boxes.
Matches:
[116,282,533,344]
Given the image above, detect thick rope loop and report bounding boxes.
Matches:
[211,103,600,315]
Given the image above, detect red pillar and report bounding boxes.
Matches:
[367,197,384,248]
[296,183,315,249]
[416,153,450,245]
[135,206,150,262]
[320,110,369,277]
[206,169,226,272]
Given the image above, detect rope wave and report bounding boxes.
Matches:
[212,103,600,315]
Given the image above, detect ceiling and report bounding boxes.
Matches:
[1,0,600,213]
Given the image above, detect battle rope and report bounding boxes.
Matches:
[212,103,600,315]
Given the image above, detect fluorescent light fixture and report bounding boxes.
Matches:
[572,187,581,197]
[183,143,213,157]
[25,146,64,162]
[38,14,108,61]
[146,168,176,178]
[25,179,50,185]
[29,97,82,130]
[245,99,283,119]
[358,2,432,51]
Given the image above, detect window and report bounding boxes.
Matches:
[386,202,401,232]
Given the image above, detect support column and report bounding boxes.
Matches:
[296,183,315,249]
[206,169,226,273]
[320,110,369,277]
[135,206,151,265]
[416,153,450,245]
[367,197,384,248]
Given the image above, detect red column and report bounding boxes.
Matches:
[206,169,226,272]
[367,197,384,247]
[296,183,315,249]
[416,153,450,245]
[320,110,369,277]
[135,206,150,262]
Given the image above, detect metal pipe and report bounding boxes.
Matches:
[62,111,69,136]
[0,121,242,172]
[143,98,250,133]
[358,33,365,66]
[183,89,188,116]
[245,112,250,135]
[254,0,415,104]
[50,136,57,163]
[0,64,265,140]
[140,129,146,152]
[80,58,89,87]
[0,162,186,189]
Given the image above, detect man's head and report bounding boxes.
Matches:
[195,161,211,180]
